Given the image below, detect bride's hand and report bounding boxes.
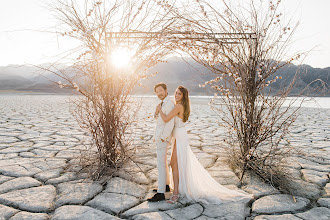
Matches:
[156,103,162,112]
[155,104,161,116]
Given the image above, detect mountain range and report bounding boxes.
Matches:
[0,58,329,96]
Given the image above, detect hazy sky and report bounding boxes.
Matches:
[0,0,330,68]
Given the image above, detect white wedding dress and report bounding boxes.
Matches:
[169,116,253,204]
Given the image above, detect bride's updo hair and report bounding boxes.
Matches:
[177,85,190,122]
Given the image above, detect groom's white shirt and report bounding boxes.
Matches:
[154,95,175,142]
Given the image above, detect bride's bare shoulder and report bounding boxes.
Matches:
[175,103,184,110]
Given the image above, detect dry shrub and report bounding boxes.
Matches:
[168,0,309,194]
[43,0,175,180]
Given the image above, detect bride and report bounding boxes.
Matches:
[155,85,253,204]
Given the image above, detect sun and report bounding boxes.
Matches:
[110,47,133,69]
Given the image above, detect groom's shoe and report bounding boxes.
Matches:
[153,185,170,193]
[147,193,165,202]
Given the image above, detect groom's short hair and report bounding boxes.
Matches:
[154,83,167,92]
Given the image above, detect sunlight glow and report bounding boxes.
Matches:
[110,47,133,69]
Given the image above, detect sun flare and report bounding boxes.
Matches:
[110,47,133,69]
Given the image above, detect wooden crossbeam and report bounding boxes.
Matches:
[107,31,257,44]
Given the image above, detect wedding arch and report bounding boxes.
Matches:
[50,0,306,197]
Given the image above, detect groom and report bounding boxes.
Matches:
[147,82,175,202]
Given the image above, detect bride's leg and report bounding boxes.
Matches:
[170,139,179,195]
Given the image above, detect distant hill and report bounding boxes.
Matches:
[134,57,215,95]
[269,64,330,96]
[0,58,329,96]
[136,58,329,96]
[0,64,74,94]
[0,72,34,90]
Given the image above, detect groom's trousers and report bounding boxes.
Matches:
[156,140,170,193]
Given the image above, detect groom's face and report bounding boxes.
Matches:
[155,86,167,100]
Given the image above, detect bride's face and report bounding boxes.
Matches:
[175,89,183,103]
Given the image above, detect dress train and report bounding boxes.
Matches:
[168,116,253,204]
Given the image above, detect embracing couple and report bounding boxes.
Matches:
[147,83,253,204]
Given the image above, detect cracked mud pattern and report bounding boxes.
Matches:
[0,94,329,219]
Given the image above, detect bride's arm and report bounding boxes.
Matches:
[158,104,182,123]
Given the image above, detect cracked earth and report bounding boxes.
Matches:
[0,94,329,219]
